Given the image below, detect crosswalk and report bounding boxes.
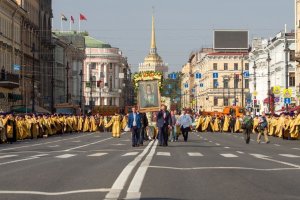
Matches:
[0,151,299,163]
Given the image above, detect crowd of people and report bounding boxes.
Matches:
[0,106,299,146]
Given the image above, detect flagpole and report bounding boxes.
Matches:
[70,19,72,31]
[60,18,63,32]
[79,18,81,32]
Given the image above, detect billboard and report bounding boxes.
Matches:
[214,30,248,50]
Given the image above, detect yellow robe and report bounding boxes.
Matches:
[105,115,121,137]
[89,116,97,132]
[202,116,211,131]
[83,117,90,132]
[212,117,220,132]
[275,116,285,138]
[234,117,242,133]
[222,115,230,132]
[77,117,83,132]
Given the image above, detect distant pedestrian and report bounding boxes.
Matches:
[139,111,148,145]
[257,112,270,144]
[242,111,253,144]
[127,107,141,147]
[170,110,177,142]
[178,109,193,142]
[156,105,172,146]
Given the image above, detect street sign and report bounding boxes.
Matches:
[13,64,21,71]
[283,88,292,98]
[243,71,249,78]
[214,82,219,87]
[284,98,291,104]
[274,97,280,103]
[213,72,218,79]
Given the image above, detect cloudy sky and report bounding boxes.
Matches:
[53,0,294,72]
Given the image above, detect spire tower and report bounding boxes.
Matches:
[150,13,157,54]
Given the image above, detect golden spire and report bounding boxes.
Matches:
[150,7,157,54]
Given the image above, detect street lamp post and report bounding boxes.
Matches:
[284,35,290,113]
[66,61,70,103]
[253,61,257,116]
[79,70,83,109]
[267,52,271,114]
[31,43,35,113]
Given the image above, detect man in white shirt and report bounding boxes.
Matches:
[177,109,193,142]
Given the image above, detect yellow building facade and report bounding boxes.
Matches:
[295,0,300,91]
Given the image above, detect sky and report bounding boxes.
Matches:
[52,0,294,72]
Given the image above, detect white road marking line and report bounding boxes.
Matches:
[274,144,280,146]
[88,153,108,157]
[250,139,254,141]
[125,141,158,199]
[55,154,76,159]
[0,134,92,152]
[149,166,300,171]
[250,154,269,158]
[215,143,220,146]
[34,154,49,157]
[156,152,170,156]
[0,156,39,166]
[122,152,139,157]
[104,141,154,200]
[293,148,300,150]
[0,155,17,159]
[224,147,230,149]
[122,139,131,142]
[279,154,300,158]
[236,151,244,154]
[187,152,203,157]
[253,155,300,168]
[220,154,238,158]
[0,188,111,196]
[112,143,125,146]
[63,133,125,152]
[48,145,59,148]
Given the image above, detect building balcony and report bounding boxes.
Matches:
[0,71,19,89]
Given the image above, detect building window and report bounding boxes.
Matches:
[234,78,239,88]
[289,72,295,87]
[213,63,218,70]
[224,98,229,106]
[234,63,238,70]
[224,63,228,70]
[110,63,113,70]
[213,79,218,89]
[214,98,218,106]
[290,50,295,61]
[245,63,249,70]
[224,79,229,89]
[109,76,113,89]
[90,63,96,70]
[245,79,249,89]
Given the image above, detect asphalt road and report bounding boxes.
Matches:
[0,131,299,200]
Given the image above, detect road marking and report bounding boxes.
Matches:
[250,154,269,158]
[34,154,49,157]
[279,154,300,158]
[104,141,154,200]
[48,145,59,148]
[253,155,300,168]
[0,156,39,166]
[122,139,131,142]
[0,155,17,159]
[224,147,230,149]
[293,148,300,150]
[122,152,139,157]
[187,152,203,157]
[236,151,244,154]
[88,153,108,157]
[250,139,254,142]
[112,143,125,146]
[209,141,213,143]
[220,154,238,158]
[156,152,170,156]
[55,154,76,159]
[0,188,111,196]
[126,141,158,199]
[71,140,81,143]
[0,134,92,152]
[149,166,300,171]
[215,143,220,146]
[274,144,280,147]
[63,133,125,152]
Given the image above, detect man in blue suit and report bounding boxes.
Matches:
[157,104,172,146]
[127,106,142,147]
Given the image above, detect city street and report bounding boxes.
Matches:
[0,131,299,200]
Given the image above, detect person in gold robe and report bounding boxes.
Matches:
[222,115,230,132]
[105,114,122,138]
[89,116,97,132]
[234,116,242,133]
[82,116,90,132]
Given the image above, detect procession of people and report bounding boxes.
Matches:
[0,105,299,146]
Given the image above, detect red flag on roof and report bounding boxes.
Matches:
[80,13,87,21]
[71,16,74,24]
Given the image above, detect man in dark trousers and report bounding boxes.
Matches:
[242,111,253,144]
[156,104,172,146]
[139,111,148,145]
[178,109,193,142]
[127,107,141,147]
